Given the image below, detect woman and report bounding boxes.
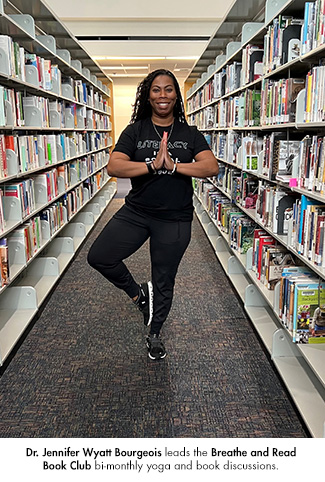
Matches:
[88,69,219,360]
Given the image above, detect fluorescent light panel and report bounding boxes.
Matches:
[108,73,148,77]
[94,56,199,60]
[95,56,164,60]
[101,66,148,70]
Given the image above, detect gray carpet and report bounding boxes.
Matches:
[0,198,308,438]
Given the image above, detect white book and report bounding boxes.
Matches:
[19,47,25,82]
[0,35,13,76]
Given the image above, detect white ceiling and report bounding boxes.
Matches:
[42,0,236,87]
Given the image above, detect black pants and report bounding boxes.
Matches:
[87,204,192,335]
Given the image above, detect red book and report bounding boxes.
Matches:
[252,229,266,271]
[257,235,275,280]
[4,134,15,151]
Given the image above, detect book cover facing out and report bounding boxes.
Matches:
[293,283,325,343]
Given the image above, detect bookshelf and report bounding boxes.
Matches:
[186,0,325,438]
[0,0,116,365]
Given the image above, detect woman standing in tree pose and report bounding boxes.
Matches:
[88,69,219,360]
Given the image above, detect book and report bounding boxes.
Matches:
[257,235,276,280]
[274,139,300,182]
[0,237,9,287]
[264,246,295,290]
[293,281,325,343]
[282,23,303,64]
[282,273,314,329]
[0,188,5,232]
[252,229,267,272]
[0,133,7,179]
[237,218,256,254]
[272,190,296,235]
[286,78,306,122]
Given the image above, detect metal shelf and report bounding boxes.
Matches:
[0,0,115,366]
[0,183,117,365]
[194,192,325,438]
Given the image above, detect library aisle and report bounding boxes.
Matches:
[0,197,308,438]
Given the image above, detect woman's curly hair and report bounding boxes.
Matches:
[130,69,186,124]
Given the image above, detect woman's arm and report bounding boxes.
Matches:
[107,151,147,178]
[174,150,219,178]
[108,147,219,179]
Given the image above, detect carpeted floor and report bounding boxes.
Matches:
[0,197,308,438]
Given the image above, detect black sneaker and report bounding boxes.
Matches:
[146,334,166,360]
[135,282,153,326]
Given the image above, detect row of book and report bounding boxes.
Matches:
[195,179,257,254]
[254,181,296,235]
[263,15,303,74]
[237,162,325,269]
[278,267,325,344]
[195,179,325,344]
[187,50,261,112]
[0,34,109,112]
[262,132,300,181]
[205,129,297,183]
[297,134,325,193]
[215,161,325,269]
[225,61,242,94]
[189,69,317,128]
[261,132,325,190]
[0,34,57,90]
[0,152,108,230]
[0,131,110,180]
[216,165,297,238]
[0,167,109,288]
[304,60,325,123]
[0,85,110,129]
[187,61,252,113]
[187,5,325,113]
[60,76,109,112]
[187,19,302,112]
[260,77,305,125]
[287,194,325,266]
[195,179,296,285]
[241,44,264,85]
[191,69,324,129]
[301,1,325,55]
[206,128,325,196]
[188,88,262,129]
[203,130,242,166]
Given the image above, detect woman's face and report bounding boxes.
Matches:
[148,75,177,118]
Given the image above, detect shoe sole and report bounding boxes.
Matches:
[146,338,166,360]
[148,352,167,360]
[146,281,154,326]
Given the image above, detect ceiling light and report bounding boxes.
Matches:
[101,66,148,70]
[109,73,148,77]
[94,56,165,61]
[93,56,199,61]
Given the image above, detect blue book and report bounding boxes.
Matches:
[297,194,321,253]
[302,3,311,54]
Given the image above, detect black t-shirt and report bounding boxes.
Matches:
[113,117,210,221]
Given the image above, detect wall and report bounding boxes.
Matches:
[112,78,139,142]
